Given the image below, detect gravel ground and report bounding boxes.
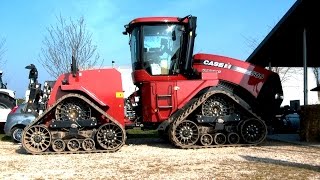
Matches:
[0,138,319,180]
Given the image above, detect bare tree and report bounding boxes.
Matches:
[242,35,298,83]
[39,15,101,78]
[270,67,302,83]
[312,67,320,102]
[312,67,320,85]
[0,38,7,68]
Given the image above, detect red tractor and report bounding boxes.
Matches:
[21,15,283,154]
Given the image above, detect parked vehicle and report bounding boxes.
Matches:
[3,64,55,142]
[271,105,300,134]
[4,103,35,142]
[280,113,300,133]
[0,70,17,132]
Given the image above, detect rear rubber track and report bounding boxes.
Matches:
[21,93,126,155]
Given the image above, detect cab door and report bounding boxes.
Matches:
[154,81,176,122]
[140,81,177,123]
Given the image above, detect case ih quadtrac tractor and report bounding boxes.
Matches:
[21,15,283,154]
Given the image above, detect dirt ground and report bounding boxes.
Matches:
[0,138,319,180]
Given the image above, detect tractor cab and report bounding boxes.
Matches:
[123,16,198,127]
[123,16,197,82]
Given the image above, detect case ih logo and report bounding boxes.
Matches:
[201,60,264,80]
[203,60,232,69]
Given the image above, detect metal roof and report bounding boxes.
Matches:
[246,0,319,67]
[311,86,320,92]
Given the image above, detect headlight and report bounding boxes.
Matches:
[275,93,284,100]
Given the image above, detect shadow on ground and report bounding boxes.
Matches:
[241,155,320,173]
[126,137,175,149]
[15,147,27,154]
[1,135,12,142]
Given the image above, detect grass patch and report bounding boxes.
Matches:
[126,128,159,139]
[0,134,11,142]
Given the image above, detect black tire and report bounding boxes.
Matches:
[0,122,4,134]
[11,126,25,143]
[0,93,16,109]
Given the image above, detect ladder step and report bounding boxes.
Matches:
[157,94,172,97]
[158,106,173,109]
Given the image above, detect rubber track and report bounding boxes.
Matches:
[21,93,126,155]
[169,89,266,149]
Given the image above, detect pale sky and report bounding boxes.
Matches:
[0,0,296,98]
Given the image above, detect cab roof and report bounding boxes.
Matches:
[123,16,191,35]
[129,17,188,25]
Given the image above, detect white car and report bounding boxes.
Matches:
[0,89,16,132]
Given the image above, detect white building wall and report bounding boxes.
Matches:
[280,68,319,106]
[116,66,136,98]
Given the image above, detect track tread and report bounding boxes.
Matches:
[22,93,126,155]
[169,88,266,149]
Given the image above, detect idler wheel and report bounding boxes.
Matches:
[67,138,81,152]
[52,139,66,152]
[96,123,125,150]
[22,125,52,153]
[240,118,267,144]
[173,120,200,146]
[213,133,227,145]
[227,132,240,144]
[82,138,95,151]
[200,134,213,146]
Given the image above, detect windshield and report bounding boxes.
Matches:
[143,25,183,75]
[129,24,184,75]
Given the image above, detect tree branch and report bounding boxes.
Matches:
[312,67,320,85]
[38,15,101,78]
[0,38,7,68]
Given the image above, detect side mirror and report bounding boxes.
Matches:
[188,16,197,31]
[123,25,129,35]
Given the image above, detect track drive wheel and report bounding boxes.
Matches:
[22,125,52,153]
[96,123,125,150]
[202,96,230,116]
[240,118,267,144]
[171,120,200,146]
[55,98,91,122]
